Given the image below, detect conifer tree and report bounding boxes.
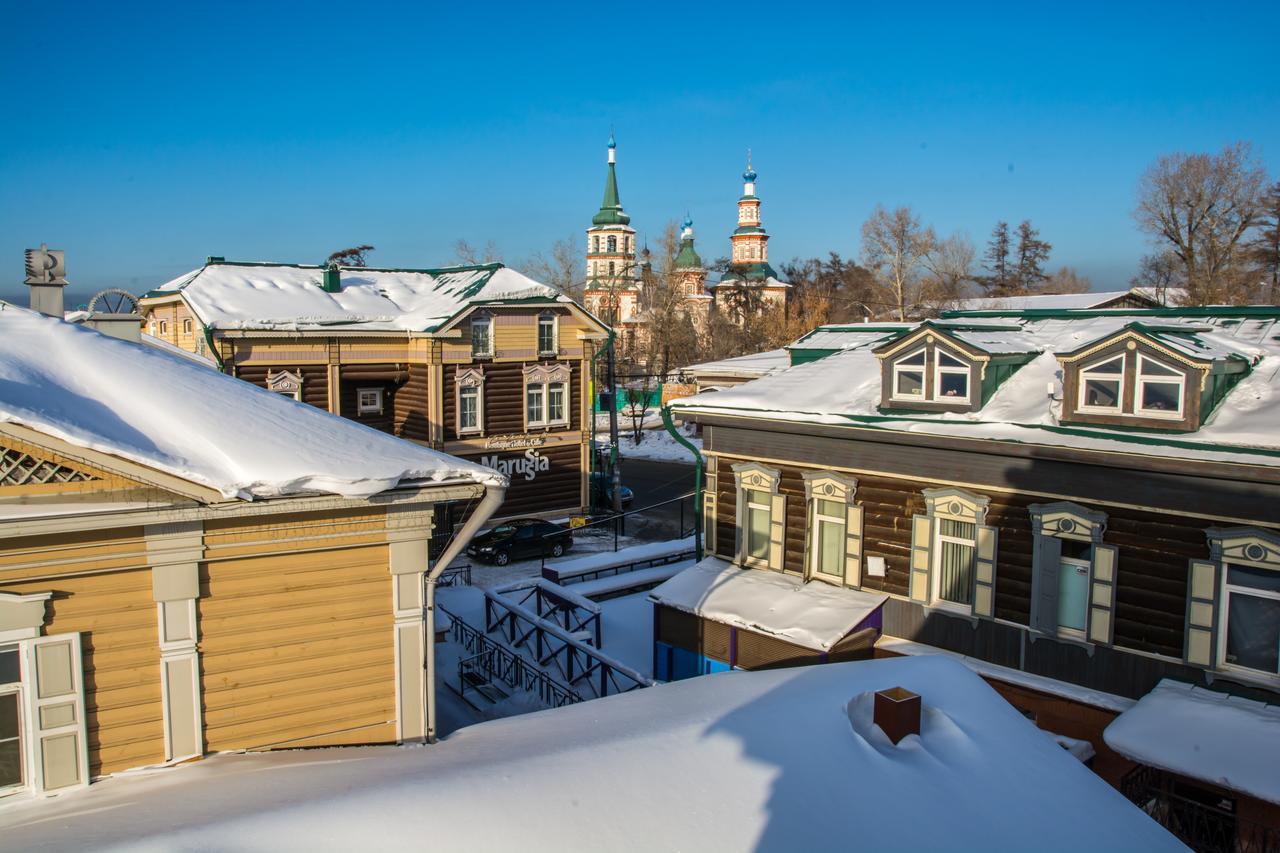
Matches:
[1014,220,1052,292]
[979,221,1012,295]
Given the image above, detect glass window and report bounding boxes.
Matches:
[1223,563,1280,675]
[937,351,965,368]
[935,518,976,606]
[547,383,566,424]
[1137,356,1184,418]
[0,691,20,791]
[471,316,492,357]
[1057,540,1092,634]
[459,385,479,431]
[1079,355,1124,411]
[0,648,18,684]
[357,388,383,414]
[812,498,845,578]
[746,489,771,561]
[526,385,544,426]
[937,370,968,400]
[538,315,556,354]
[892,349,926,399]
[607,236,617,253]
[182,319,192,335]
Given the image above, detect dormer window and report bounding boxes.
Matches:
[935,351,970,402]
[892,350,926,399]
[1078,355,1124,412]
[1136,356,1184,418]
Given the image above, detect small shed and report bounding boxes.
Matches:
[648,557,888,680]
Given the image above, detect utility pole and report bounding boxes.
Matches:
[607,336,623,516]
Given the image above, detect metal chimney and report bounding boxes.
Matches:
[874,687,922,745]
[24,244,68,317]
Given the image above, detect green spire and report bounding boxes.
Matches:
[592,135,631,226]
[673,216,702,269]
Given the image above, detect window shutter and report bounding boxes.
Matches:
[702,490,717,555]
[25,632,89,792]
[844,504,864,588]
[1184,558,1218,666]
[909,515,932,602]
[1030,534,1062,633]
[1087,544,1118,646]
[973,525,998,618]
[768,494,787,571]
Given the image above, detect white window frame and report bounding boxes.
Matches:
[809,497,846,581]
[931,513,978,615]
[0,646,24,797]
[158,319,168,335]
[182,319,192,335]
[1135,355,1185,419]
[356,387,384,415]
[891,348,927,401]
[526,384,545,427]
[1216,557,1280,680]
[934,350,971,403]
[471,314,494,358]
[456,367,485,435]
[1077,354,1126,414]
[537,313,558,356]
[523,364,571,430]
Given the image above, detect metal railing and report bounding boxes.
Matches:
[481,584,652,700]
[1120,764,1279,853]
[441,603,581,708]
[542,547,696,586]
[437,563,472,588]
[540,490,697,571]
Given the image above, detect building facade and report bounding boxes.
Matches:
[0,302,503,798]
[139,260,609,521]
[666,307,1280,842]
[712,156,790,322]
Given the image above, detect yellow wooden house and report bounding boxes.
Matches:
[0,300,506,799]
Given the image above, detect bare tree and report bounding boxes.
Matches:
[523,237,584,300]
[1249,181,1280,303]
[453,239,504,265]
[921,233,976,313]
[327,245,375,267]
[861,205,936,320]
[1135,141,1267,305]
[1130,252,1184,306]
[1041,266,1092,294]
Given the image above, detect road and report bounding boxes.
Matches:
[616,457,696,540]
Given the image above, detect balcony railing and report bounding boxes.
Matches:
[1120,764,1279,853]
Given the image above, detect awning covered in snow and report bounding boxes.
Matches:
[649,556,888,651]
[1104,679,1280,804]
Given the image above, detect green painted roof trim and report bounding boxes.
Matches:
[942,306,1280,320]
[732,226,768,236]
[671,403,1280,462]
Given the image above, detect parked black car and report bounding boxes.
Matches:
[467,518,574,566]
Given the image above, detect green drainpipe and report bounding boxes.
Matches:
[661,405,703,560]
[589,331,616,507]
[201,323,225,371]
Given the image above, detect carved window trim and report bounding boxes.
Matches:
[265,369,304,402]
[1028,502,1115,646]
[1195,527,1280,682]
[523,363,571,429]
[802,471,861,587]
[909,488,996,618]
[732,462,782,572]
[456,367,485,435]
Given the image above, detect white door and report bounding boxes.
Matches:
[25,633,89,792]
[0,645,23,795]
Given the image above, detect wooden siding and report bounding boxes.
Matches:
[234,363,330,410]
[198,544,396,752]
[713,454,1209,660]
[464,442,584,518]
[394,364,431,441]
[338,364,408,434]
[142,300,200,353]
[0,567,163,778]
[442,361,582,442]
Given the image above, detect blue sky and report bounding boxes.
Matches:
[2,0,1278,303]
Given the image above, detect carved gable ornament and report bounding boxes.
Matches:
[266,369,304,397]
[1029,501,1108,543]
[523,363,570,384]
[922,487,990,524]
[1206,526,1280,566]
[457,366,485,388]
[802,470,858,502]
[731,461,780,493]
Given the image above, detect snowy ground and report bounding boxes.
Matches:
[615,426,703,463]
[445,525,643,590]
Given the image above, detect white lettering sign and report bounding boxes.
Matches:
[481,448,551,482]
[483,434,548,451]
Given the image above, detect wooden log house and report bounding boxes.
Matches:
[0,302,504,799]
[664,307,1280,841]
[138,259,610,522]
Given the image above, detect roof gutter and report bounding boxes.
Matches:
[422,478,507,744]
[661,405,703,560]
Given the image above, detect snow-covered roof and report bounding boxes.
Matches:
[683,348,790,379]
[1104,679,1280,804]
[649,556,889,650]
[146,260,576,333]
[949,289,1152,312]
[787,326,906,352]
[0,304,504,501]
[671,311,1280,468]
[0,656,1181,852]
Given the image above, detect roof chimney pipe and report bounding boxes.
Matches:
[874,687,922,745]
[322,263,341,293]
[24,244,68,317]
